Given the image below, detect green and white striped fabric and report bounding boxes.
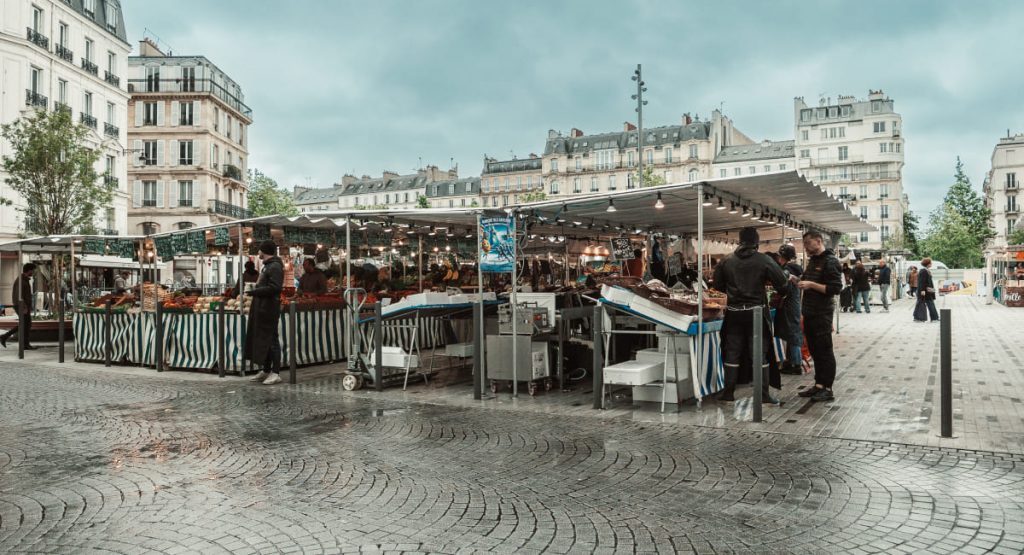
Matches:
[73,312,133,363]
[279,309,345,366]
[126,312,155,366]
[379,316,448,350]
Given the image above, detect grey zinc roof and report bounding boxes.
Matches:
[483,158,542,175]
[294,187,345,205]
[296,173,432,205]
[543,123,711,156]
[425,178,480,198]
[713,140,796,163]
[62,0,129,44]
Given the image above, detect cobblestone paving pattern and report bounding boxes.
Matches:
[2,364,1023,554]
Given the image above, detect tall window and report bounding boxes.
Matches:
[646,150,654,165]
[859,232,869,243]
[503,177,510,192]
[689,144,698,159]
[106,208,115,230]
[764,165,771,173]
[719,169,727,178]
[880,205,890,219]
[105,1,118,31]
[181,66,196,92]
[573,178,581,193]
[527,176,533,190]
[143,101,157,125]
[627,152,635,167]
[736,167,743,177]
[83,0,96,16]
[30,67,42,94]
[179,140,192,163]
[107,52,116,74]
[839,186,849,198]
[801,130,808,141]
[106,101,115,125]
[1009,173,1018,189]
[143,181,157,206]
[881,225,890,240]
[575,158,581,171]
[32,6,43,32]
[626,173,634,189]
[178,181,193,206]
[550,158,558,172]
[59,23,69,47]
[145,65,160,92]
[549,181,559,194]
[859,185,869,199]
[1009,219,1018,236]
[689,168,699,182]
[83,91,93,116]
[143,140,157,165]
[179,101,193,125]
[860,206,869,219]
[873,121,886,133]
[665,148,673,163]
[587,176,597,192]
[85,39,94,63]
[748,166,756,175]
[105,155,114,176]
[608,175,616,191]
[880,184,890,198]
[516,176,522,191]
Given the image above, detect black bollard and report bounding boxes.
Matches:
[473,301,482,400]
[57,289,65,363]
[104,298,112,367]
[592,305,604,410]
[155,300,164,372]
[289,301,298,385]
[217,301,226,378]
[374,302,383,392]
[940,308,952,438]
[752,306,763,422]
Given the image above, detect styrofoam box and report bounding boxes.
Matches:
[604,360,663,386]
[380,346,418,368]
[632,380,695,404]
[404,292,450,306]
[628,296,695,332]
[448,294,469,304]
[445,343,474,357]
[654,327,691,354]
[465,292,497,302]
[635,348,690,376]
[600,284,635,305]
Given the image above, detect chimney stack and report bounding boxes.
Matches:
[570,128,584,138]
[138,38,165,57]
[623,121,637,132]
[382,170,399,181]
[683,113,692,125]
[548,129,560,139]
[341,174,357,186]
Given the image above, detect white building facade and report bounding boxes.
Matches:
[0,0,131,240]
[983,133,1024,248]
[794,91,907,249]
[711,139,795,180]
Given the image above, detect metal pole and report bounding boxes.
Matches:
[289,300,297,385]
[345,215,353,364]
[17,245,24,360]
[592,304,604,409]
[104,298,112,367]
[155,297,164,372]
[752,305,763,422]
[57,254,65,363]
[217,300,226,378]
[696,183,704,388]
[70,240,76,311]
[475,212,485,400]
[374,301,383,392]
[634,64,645,188]
[237,224,246,375]
[940,308,952,437]
[418,234,424,292]
[510,211,518,397]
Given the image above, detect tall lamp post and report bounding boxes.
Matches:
[631,65,647,188]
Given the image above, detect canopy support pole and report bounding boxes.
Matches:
[475,212,485,400]
[418,235,423,292]
[696,183,704,397]
[69,240,76,314]
[511,210,518,398]
[237,224,245,375]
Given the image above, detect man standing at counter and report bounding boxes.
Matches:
[246,241,284,385]
[297,258,327,295]
[713,227,789,403]
[797,230,843,402]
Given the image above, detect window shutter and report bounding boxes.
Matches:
[170,140,178,166]
[132,140,142,167]
[193,140,202,166]
[193,101,201,126]
[164,65,180,90]
[132,180,142,207]
[156,181,165,208]
[171,101,179,127]
[156,140,164,166]
[135,102,143,127]
[168,180,178,207]
[156,102,164,126]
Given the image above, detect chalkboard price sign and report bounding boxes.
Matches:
[214,227,231,246]
[187,231,206,253]
[611,238,633,260]
[154,236,173,259]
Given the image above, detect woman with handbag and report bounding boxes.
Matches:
[913,258,940,322]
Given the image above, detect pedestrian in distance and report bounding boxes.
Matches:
[245,241,285,385]
[774,244,804,375]
[913,258,940,323]
[712,227,790,404]
[908,266,919,298]
[796,231,843,402]
[852,262,872,313]
[1,263,37,350]
[839,262,854,313]
[876,259,891,312]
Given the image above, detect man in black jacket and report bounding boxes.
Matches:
[712,227,790,403]
[796,230,843,402]
[245,241,284,385]
[1,263,37,350]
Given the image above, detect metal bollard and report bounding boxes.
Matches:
[289,301,298,385]
[17,304,26,360]
[473,301,482,400]
[752,306,763,422]
[940,308,952,438]
[155,300,164,372]
[57,289,65,363]
[374,302,383,392]
[104,299,113,367]
[217,301,226,378]
[592,305,604,410]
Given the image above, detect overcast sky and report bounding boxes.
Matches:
[124,0,1024,219]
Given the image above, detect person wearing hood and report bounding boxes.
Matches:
[712,227,790,403]
[245,240,284,385]
[796,230,844,402]
[775,244,804,375]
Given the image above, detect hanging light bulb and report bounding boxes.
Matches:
[728,202,738,214]
[741,206,750,217]
[716,197,726,210]
[606,198,617,212]
[655,192,665,209]
[701,194,712,207]
[445,245,451,252]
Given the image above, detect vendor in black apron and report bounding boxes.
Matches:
[712,227,791,403]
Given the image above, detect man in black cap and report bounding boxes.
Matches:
[244,241,284,385]
[775,244,804,375]
[712,227,790,403]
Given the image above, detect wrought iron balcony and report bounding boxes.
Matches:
[103,175,119,187]
[104,71,120,87]
[223,164,243,181]
[26,27,49,49]
[208,200,251,219]
[55,44,73,62]
[80,113,97,129]
[101,228,118,236]
[103,122,119,137]
[25,89,47,109]
[81,59,98,75]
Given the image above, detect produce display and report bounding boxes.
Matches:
[600,278,726,321]
[79,292,135,313]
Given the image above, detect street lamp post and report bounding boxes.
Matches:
[631,65,647,188]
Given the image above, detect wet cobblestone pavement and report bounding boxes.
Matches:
[2,364,1024,554]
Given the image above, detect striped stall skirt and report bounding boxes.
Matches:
[73,312,134,363]
[689,330,725,401]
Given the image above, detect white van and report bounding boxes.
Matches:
[906,260,949,271]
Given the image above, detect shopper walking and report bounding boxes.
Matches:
[712,227,790,403]
[774,245,804,375]
[796,231,843,402]
[245,241,284,385]
[1,263,37,350]
[852,262,872,313]
[913,258,940,322]
[908,266,919,297]
[876,260,891,311]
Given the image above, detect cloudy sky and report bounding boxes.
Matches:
[124,0,1024,219]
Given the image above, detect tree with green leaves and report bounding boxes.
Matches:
[637,165,667,187]
[248,169,298,217]
[944,157,994,246]
[520,191,547,203]
[416,194,430,209]
[901,210,921,256]
[1008,227,1024,246]
[1,108,111,235]
[920,205,984,268]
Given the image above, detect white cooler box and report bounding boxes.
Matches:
[628,297,695,332]
[445,342,474,357]
[632,380,695,404]
[380,345,418,368]
[600,284,636,305]
[604,360,663,386]
[634,348,690,375]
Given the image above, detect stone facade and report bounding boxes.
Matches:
[983,133,1024,248]
[480,155,542,208]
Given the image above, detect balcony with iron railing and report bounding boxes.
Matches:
[104,71,120,87]
[54,101,71,114]
[101,228,118,236]
[223,164,243,181]
[25,89,47,109]
[26,27,49,50]
[208,199,251,219]
[55,44,73,62]
[103,122,119,138]
[80,113,97,129]
[103,175,118,187]
[809,155,865,167]
[81,58,98,75]
[126,78,253,119]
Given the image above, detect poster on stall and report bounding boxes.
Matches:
[611,238,633,260]
[479,216,515,273]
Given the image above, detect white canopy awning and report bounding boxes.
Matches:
[75,255,166,270]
